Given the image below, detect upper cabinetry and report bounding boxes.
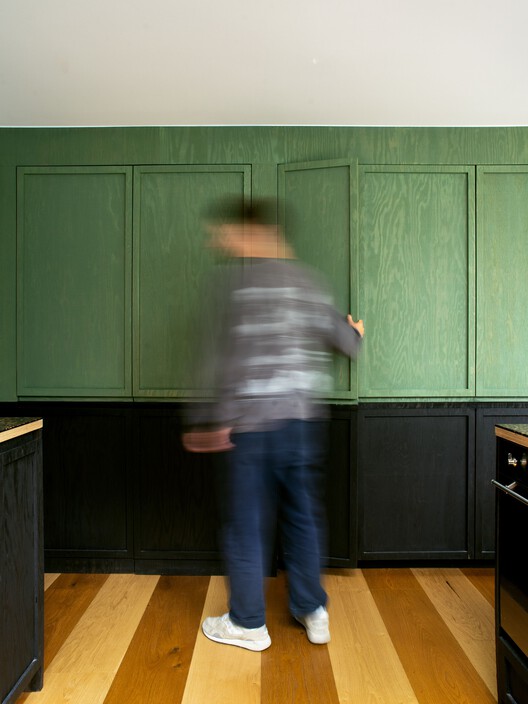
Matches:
[6,127,528,403]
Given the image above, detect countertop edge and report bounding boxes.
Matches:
[495,425,528,449]
[0,419,43,445]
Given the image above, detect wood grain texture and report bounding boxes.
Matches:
[476,166,528,396]
[359,166,474,398]
[326,569,418,704]
[461,567,495,607]
[358,410,471,559]
[363,568,496,704]
[103,576,210,704]
[44,573,61,590]
[19,568,497,704]
[40,574,110,669]
[23,574,159,704]
[261,572,340,704]
[5,126,528,404]
[16,167,132,397]
[279,159,356,398]
[133,166,250,397]
[180,576,261,704]
[412,568,496,696]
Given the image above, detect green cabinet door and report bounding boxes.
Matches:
[278,159,358,400]
[133,165,251,397]
[17,167,132,397]
[476,166,528,397]
[359,166,475,399]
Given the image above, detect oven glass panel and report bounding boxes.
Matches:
[498,481,528,658]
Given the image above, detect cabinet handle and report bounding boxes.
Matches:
[492,479,528,506]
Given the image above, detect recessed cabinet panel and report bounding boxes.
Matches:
[134,166,251,397]
[359,166,475,398]
[477,167,528,397]
[278,160,358,399]
[358,409,474,559]
[17,167,132,397]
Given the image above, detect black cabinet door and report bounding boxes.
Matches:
[133,408,222,572]
[322,407,357,567]
[42,409,133,568]
[358,408,475,560]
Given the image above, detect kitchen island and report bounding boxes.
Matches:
[0,418,44,704]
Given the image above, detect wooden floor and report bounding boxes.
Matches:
[19,567,496,704]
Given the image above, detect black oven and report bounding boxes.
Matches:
[494,428,528,704]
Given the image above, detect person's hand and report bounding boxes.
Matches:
[182,427,234,453]
[347,314,364,337]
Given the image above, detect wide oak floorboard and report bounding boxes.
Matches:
[103,575,210,704]
[363,568,496,704]
[261,572,340,704]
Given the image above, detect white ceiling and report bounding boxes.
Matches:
[1,0,528,127]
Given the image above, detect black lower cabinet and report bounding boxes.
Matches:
[42,409,134,572]
[133,405,357,572]
[2,401,522,573]
[358,407,475,560]
[0,430,43,704]
[133,408,223,574]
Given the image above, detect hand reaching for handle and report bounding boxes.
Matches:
[347,314,364,338]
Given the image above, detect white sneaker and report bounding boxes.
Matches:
[202,613,271,651]
[294,605,330,644]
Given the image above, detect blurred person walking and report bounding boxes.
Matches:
[183,198,364,651]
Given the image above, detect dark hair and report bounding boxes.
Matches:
[205,196,277,226]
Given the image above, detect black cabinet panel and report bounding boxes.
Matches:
[323,408,357,565]
[358,408,475,560]
[42,410,132,558]
[133,410,221,560]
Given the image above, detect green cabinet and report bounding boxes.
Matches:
[12,150,528,402]
[133,165,250,397]
[358,166,475,398]
[279,159,358,399]
[17,167,132,397]
[476,166,528,397]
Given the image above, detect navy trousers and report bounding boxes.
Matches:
[223,419,328,629]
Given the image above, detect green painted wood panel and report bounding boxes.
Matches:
[0,167,17,400]
[17,167,132,397]
[133,165,251,397]
[476,166,528,397]
[278,159,358,400]
[359,166,475,398]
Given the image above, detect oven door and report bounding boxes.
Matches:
[493,476,528,659]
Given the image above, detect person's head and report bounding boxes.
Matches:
[204,197,291,258]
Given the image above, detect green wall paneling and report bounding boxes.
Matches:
[359,165,475,398]
[17,167,133,397]
[278,159,358,400]
[476,166,528,397]
[0,167,17,400]
[133,165,251,397]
